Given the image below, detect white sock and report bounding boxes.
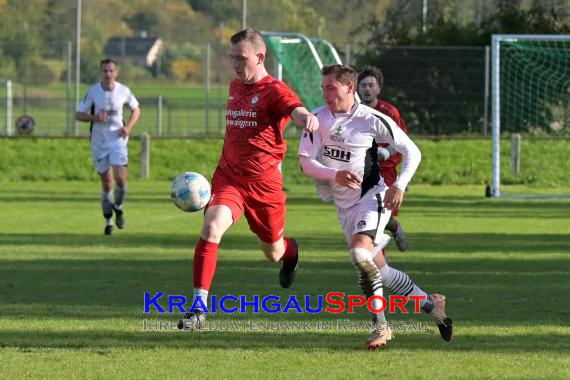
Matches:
[193,288,208,312]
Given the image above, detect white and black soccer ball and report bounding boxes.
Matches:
[171,172,211,212]
[16,115,35,135]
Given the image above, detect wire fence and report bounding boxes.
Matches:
[352,45,490,136]
[0,44,492,137]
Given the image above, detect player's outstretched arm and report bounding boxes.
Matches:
[291,107,319,132]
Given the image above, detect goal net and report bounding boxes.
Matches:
[491,34,570,197]
[262,32,343,111]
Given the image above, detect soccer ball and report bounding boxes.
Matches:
[171,172,211,212]
[16,115,35,135]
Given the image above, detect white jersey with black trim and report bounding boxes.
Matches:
[298,103,421,209]
[77,82,139,155]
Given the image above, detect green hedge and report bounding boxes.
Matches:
[1,137,569,186]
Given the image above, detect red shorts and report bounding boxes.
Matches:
[208,168,286,243]
[380,166,400,217]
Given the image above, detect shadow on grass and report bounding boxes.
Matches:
[1,328,569,353]
[3,190,570,223]
[0,253,568,324]
[0,231,568,254]
[0,188,327,205]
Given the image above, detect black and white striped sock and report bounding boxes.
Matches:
[379,265,435,314]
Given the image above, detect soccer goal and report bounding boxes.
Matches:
[310,38,343,66]
[491,34,570,197]
[262,32,344,111]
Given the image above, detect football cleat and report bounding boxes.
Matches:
[279,238,299,288]
[394,226,409,252]
[114,206,125,229]
[430,293,454,342]
[177,309,206,331]
[104,225,113,235]
[366,323,394,350]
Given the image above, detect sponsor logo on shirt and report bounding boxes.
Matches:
[330,125,345,143]
[226,108,258,128]
[323,145,351,162]
[251,94,259,106]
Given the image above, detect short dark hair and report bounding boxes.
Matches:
[321,64,358,86]
[230,27,266,52]
[358,65,383,89]
[100,58,119,67]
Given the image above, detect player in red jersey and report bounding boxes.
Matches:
[178,28,318,331]
[358,66,409,252]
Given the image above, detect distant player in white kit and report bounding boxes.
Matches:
[298,65,454,349]
[75,58,141,235]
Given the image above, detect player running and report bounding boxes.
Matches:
[298,64,454,349]
[178,28,318,331]
[76,58,141,235]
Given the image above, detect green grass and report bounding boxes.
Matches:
[0,181,569,379]
[2,137,570,188]
[10,82,228,102]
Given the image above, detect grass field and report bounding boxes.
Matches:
[3,137,570,188]
[0,181,569,379]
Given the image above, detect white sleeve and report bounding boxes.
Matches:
[76,86,94,113]
[298,130,337,180]
[125,87,139,110]
[299,156,338,180]
[375,116,421,191]
[314,179,333,203]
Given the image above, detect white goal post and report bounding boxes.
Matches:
[491,34,570,197]
[0,79,13,136]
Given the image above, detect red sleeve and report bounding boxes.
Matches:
[274,81,303,117]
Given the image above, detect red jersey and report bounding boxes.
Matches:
[375,100,409,170]
[217,75,302,179]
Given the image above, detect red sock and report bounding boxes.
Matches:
[193,238,219,291]
[281,237,298,263]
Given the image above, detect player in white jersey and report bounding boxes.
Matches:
[76,58,141,235]
[298,65,454,349]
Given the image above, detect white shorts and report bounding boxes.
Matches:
[92,144,128,173]
[336,189,392,248]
